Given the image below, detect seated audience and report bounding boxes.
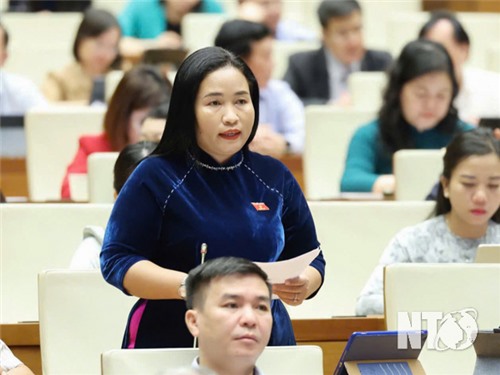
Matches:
[8,0,90,12]
[237,0,316,41]
[0,339,35,375]
[0,22,47,115]
[215,19,305,156]
[69,140,158,269]
[184,257,272,375]
[118,0,224,56]
[356,128,500,315]
[284,0,392,105]
[419,11,500,125]
[340,39,473,194]
[41,8,121,102]
[60,64,171,199]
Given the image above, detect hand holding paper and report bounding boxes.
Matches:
[254,248,320,304]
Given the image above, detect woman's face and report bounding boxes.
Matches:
[442,152,500,230]
[400,71,453,132]
[194,66,255,164]
[127,107,152,145]
[78,26,120,75]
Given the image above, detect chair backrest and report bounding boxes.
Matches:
[348,71,387,111]
[39,270,136,375]
[487,44,500,72]
[285,200,435,318]
[105,70,124,103]
[88,152,119,203]
[101,345,323,375]
[384,263,500,374]
[0,203,113,323]
[182,13,228,53]
[1,13,81,86]
[273,40,320,79]
[394,149,444,201]
[303,106,376,200]
[25,106,105,201]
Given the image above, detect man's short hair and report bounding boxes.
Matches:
[185,257,271,310]
[214,19,271,60]
[418,10,470,46]
[0,22,9,48]
[317,0,361,29]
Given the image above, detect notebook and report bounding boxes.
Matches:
[334,330,427,375]
[475,244,500,263]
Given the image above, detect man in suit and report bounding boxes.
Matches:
[284,0,392,105]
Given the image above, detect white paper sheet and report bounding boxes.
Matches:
[253,248,321,284]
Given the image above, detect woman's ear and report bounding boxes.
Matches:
[185,309,200,337]
[440,175,450,198]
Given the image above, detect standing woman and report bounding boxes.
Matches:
[340,39,473,194]
[42,8,121,102]
[101,47,325,348]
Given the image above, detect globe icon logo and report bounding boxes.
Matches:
[433,308,478,351]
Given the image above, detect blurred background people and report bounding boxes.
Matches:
[8,0,90,12]
[284,0,392,105]
[118,0,224,56]
[237,0,316,41]
[340,39,473,194]
[41,8,121,103]
[69,140,158,270]
[0,22,47,115]
[60,64,171,199]
[419,10,500,125]
[215,19,305,157]
[356,128,500,315]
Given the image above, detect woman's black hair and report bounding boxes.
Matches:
[435,128,500,222]
[152,46,259,160]
[73,8,121,68]
[378,39,459,154]
[113,141,158,193]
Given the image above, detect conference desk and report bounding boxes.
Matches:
[1,317,384,375]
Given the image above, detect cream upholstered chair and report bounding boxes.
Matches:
[384,263,500,375]
[182,13,228,53]
[303,106,376,200]
[101,345,323,375]
[273,40,320,79]
[487,44,500,72]
[348,71,387,111]
[285,201,435,318]
[1,13,81,86]
[25,106,105,201]
[39,270,136,375]
[88,152,119,203]
[0,203,112,323]
[393,149,444,201]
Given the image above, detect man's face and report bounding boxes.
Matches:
[186,274,272,370]
[322,10,364,65]
[0,27,7,67]
[245,36,274,88]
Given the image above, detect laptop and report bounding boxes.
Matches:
[478,118,500,130]
[473,330,500,375]
[334,330,427,375]
[475,244,500,263]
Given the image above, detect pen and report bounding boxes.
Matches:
[194,243,208,348]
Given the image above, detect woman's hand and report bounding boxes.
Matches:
[272,275,310,306]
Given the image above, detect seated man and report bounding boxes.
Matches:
[215,19,305,156]
[419,10,500,125]
[184,257,272,375]
[0,339,35,375]
[284,0,392,105]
